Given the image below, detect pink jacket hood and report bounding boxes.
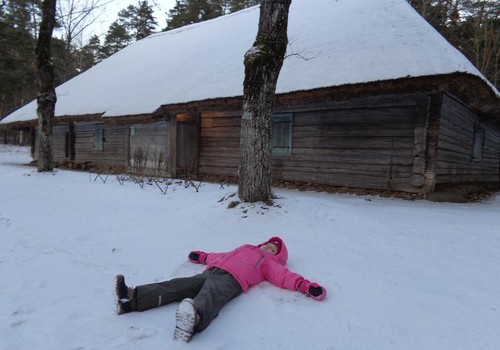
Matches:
[257,236,288,266]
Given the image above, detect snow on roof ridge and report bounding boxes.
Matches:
[145,5,259,41]
[1,0,497,124]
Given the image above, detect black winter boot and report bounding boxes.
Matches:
[116,300,133,315]
[115,275,136,314]
[115,275,128,300]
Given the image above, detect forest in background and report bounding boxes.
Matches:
[1,0,499,120]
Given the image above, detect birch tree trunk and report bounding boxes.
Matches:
[238,0,291,202]
[36,0,57,172]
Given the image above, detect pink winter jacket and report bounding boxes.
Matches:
[199,237,303,293]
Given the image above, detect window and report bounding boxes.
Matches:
[472,127,485,162]
[93,129,104,150]
[271,113,293,156]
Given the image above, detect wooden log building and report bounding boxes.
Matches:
[1,0,499,196]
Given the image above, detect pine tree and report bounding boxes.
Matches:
[228,0,258,12]
[118,0,158,40]
[0,0,40,118]
[408,0,499,89]
[99,1,158,59]
[100,21,132,58]
[459,1,500,88]
[166,0,225,30]
[79,34,101,67]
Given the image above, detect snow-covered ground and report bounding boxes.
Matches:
[1,144,499,350]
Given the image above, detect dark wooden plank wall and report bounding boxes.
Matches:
[52,124,69,162]
[199,94,424,192]
[74,122,128,166]
[436,94,500,183]
[199,111,241,176]
[176,119,200,175]
[275,99,418,191]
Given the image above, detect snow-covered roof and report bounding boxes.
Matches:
[2,0,498,124]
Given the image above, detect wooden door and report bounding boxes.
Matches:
[175,114,199,176]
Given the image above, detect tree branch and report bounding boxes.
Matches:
[285,36,320,61]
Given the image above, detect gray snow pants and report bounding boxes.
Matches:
[133,268,242,332]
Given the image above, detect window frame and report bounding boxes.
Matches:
[471,126,485,162]
[271,113,293,156]
[93,129,104,151]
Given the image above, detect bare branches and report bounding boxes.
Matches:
[57,0,110,49]
[284,36,319,61]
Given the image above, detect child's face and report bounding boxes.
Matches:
[260,243,278,255]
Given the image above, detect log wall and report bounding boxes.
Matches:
[36,92,498,192]
[74,122,128,166]
[199,93,428,192]
[436,93,500,183]
[199,111,241,177]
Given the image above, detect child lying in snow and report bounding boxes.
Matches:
[114,236,327,342]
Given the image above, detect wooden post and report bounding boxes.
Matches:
[168,116,177,177]
[411,94,431,188]
[418,93,442,193]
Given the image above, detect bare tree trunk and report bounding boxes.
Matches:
[238,0,292,203]
[36,0,57,172]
